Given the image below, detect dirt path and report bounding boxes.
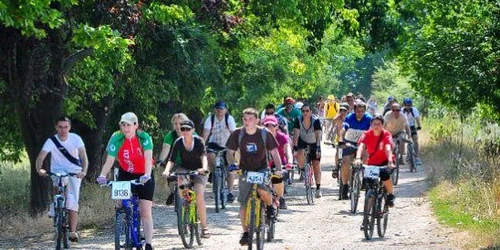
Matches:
[4,145,456,249]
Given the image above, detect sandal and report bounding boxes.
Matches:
[201,228,211,239]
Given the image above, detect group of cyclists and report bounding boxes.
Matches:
[35,93,422,249]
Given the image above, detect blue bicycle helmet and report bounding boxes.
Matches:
[403,98,412,105]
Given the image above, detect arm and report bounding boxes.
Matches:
[270,148,282,171]
[99,155,116,177]
[77,147,89,178]
[355,142,365,161]
[36,150,49,176]
[158,143,171,163]
[416,116,422,129]
[226,149,236,165]
[202,129,210,143]
[385,144,395,168]
[285,143,293,164]
[144,149,153,177]
[201,155,208,172]
[293,128,299,148]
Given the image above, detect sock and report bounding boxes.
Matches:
[316,184,321,190]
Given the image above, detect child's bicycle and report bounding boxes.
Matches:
[171,171,208,249]
[48,172,77,250]
[101,178,144,250]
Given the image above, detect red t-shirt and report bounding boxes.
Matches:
[358,129,393,166]
[116,136,146,174]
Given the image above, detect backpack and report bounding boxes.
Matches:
[237,127,268,152]
[403,107,415,118]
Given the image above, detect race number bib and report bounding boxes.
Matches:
[246,171,265,184]
[344,129,365,143]
[111,181,132,200]
[364,166,381,180]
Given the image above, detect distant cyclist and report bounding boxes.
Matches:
[402,98,422,164]
[202,100,237,202]
[36,116,88,243]
[293,103,323,198]
[162,120,211,238]
[339,101,372,199]
[345,93,356,112]
[97,112,155,250]
[383,96,397,116]
[260,103,289,135]
[324,95,339,142]
[277,97,301,136]
[354,115,396,206]
[384,103,412,164]
[330,103,349,177]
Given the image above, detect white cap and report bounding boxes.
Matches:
[295,101,304,109]
[119,112,138,125]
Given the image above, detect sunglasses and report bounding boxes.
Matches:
[392,109,401,112]
[180,127,192,132]
[265,124,277,128]
[301,109,311,113]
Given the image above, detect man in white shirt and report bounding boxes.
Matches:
[36,116,88,242]
[202,101,237,202]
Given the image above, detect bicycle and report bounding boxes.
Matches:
[303,145,315,205]
[234,169,270,250]
[266,171,281,243]
[207,147,228,213]
[48,172,77,250]
[362,165,390,240]
[392,137,402,185]
[171,171,206,249]
[350,163,362,214]
[405,138,417,172]
[101,178,144,250]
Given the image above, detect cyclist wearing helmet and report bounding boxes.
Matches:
[339,100,372,199]
[383,96,397,116]
[402,98,422,164]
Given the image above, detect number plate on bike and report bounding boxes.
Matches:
[246,172,265,184]
[364,166,380,180]
[111,181,131,200]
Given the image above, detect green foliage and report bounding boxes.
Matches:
[371,60,419,105]
[401,0,500,120]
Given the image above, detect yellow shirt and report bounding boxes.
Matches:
[325,101,339,119]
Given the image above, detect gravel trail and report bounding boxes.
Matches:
[3,144,456,250]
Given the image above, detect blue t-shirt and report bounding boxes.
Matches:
[342,113,372,144]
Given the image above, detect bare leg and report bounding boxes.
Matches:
[312,160,321,185]
[139,200,154,244]
[68,210,78,233]
[194,183,208,229]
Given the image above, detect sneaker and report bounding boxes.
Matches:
[387,194,396,207]
[239,232,249,246]
[48,203,55,218]
[315,189,322,198]
[166,193,175,206]
[279,197,287,209]
[342,185,349,199]
[227,192,235,203]
[145,243,153,250]
[69,232,79,242]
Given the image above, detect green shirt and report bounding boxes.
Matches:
[277,107,301,134]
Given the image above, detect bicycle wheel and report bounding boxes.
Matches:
[338,164,344,200]
[193,204,203,246]
[213,169,220,213]
[266,201,275,242]
[220,168,227,209]
[247,199,256,250]
[62,209,69,249]
[350,168,361,214]
[177,196,194,248]
[407,143,416,172]
[363,189,376,240]
[115,209,131,250]
[377,193,389,238]
[392,146,400,185]
[256,202,266,250]
[55,205,64,250]
[304,164,313,205]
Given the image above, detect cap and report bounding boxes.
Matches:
[284,97,295,105]
[214,100,227,109]
[262,116,278,126]
[295,101,304,109]
[180,120,195,129]
[327,95,335,100]
[119,112,138,125]
[339,102,349,111]
[388,96,395,102]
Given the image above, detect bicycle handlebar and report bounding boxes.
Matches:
[170,170,209,177]
[100,179,143,187]
[48,172,78,178]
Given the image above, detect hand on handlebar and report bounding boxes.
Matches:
[162,170,171,179]
[388,161,395,170]
[38,169,48,177]
[97,175,107,185]
[76,171,86,179]
[353,158,362,167]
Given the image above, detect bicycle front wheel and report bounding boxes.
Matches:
[304,164,314,205]
[363,190,376,240]
[55,206,64,250]
[193,204,202,246]
[247,199,256,250]
[177,198,194,248]
[115,209,131,250]
[350,169,361,214]
[408,143,417,172]
[377,193,389,238]
[220,169,227,209]
[256,201,266,250]
[213,170,220,213]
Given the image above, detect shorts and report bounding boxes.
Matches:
[51,174,81,212]
[410,126,418,136]
[297,138,321,161]
[117,168,155,201]
[238,169,270,209]
[176,167,209,186]
[342,144,358,157]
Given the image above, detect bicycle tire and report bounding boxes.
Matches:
[62,208,69,249]
[213,170,220,213]
[377,193,389,238]
[304,164,313,205]
[115,209,131,250]
[350,169,361,214]
[247,199,256,250]
[266,201,275,242]
[55,205,64,250]
[221,168,227,209]
[392,145,400,185]
[194,204,203,246]
[177,195,194,248]
[363,189,376,240]
[408,143,416,172]
[256,202,265,250]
